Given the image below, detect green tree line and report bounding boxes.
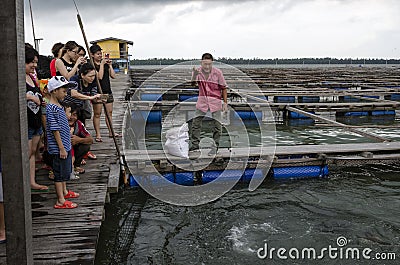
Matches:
[131,57,400,65]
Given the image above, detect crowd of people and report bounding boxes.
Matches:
[23,41,118,209]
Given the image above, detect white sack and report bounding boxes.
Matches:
[164,123,189,158]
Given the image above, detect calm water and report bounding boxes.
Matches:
[96,114,400,264]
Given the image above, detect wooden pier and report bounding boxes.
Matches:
[1,66,399,263]
[125,66,400,176]
[0,75,129,264]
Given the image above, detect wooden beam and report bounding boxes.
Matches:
[0,0,33,264]
[286,106,390,142]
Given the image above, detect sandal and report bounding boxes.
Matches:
[48,170,54,180]
[81,159,87,165]
[74,167,85,174]
[64,190,80,199]
[86,151,97,160]
[109,133,121,138]
[54,200,78,209]
[70,173,80,180]
[95,137,103,142]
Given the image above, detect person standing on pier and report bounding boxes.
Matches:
[46,76,80,209]
[90,44,118,142]
[55,41,86,80]
[50,42,64,77]
[26,47,48,191]
[190,53,228,156]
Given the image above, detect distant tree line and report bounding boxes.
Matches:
[132,57,400,65]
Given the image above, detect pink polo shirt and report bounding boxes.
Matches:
[195,66,227,113]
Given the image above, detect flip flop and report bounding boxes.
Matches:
[86,151,97,160]
[95,137,103,142]
[0,239,6,244]
[54,200,78,209]
[48,171,54,180]
[74,167,85,174]
[109,133,121,138]
[81,159,87,165]
[64,190,80,199]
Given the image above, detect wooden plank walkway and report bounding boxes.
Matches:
[124,142,400,165]
[0,75,129,264]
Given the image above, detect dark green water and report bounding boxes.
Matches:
[95,117,400,265]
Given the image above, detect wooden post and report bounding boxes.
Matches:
[0,0,34,264]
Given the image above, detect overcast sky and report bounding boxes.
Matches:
[24,0,400,59]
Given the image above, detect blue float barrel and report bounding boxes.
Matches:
[274,96,295,103]
[340,96,360,102]
[232,111,262,120]
[371,110,396,116]
[298,96,320,103]
[202,170,243,184]
[141,93,162,101]
[288,111,315,119]
[241,168,264,183]
[162,172,194,185]
[343,111,369,117]
[179,94,198,102]
[362,95,379,99]
[273,165,329,180]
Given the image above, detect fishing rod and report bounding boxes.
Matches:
[28,0,37,50]
[72,0,122,159]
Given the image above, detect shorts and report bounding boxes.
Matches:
[92,93,114,104]
[28,126,43,140]
[52,150,72,182]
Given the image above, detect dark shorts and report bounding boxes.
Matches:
[52,150,72,182]
[28,126,43,140]
[92,93,114,104]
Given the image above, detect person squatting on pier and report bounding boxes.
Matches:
[67,104,94,175]
[46,76,80,209]
[190,53,228,156]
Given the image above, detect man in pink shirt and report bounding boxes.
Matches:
[190,53,228,156]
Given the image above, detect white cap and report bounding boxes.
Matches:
[47,76,75,92]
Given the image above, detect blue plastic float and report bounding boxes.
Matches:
[140,93,162,101]
[298,96,320,103]
[370,110,396,116]
[274,96,295,103]
[273,165,329,180]
[131,110,162,123]
[232,111,263,120]
[179,94,198,102]
[287,111,315,119]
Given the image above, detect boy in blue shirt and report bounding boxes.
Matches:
[46,76,80,209]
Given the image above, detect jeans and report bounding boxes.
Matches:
[190,109,221,150]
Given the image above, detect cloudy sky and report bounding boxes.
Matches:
[24,0,400,59]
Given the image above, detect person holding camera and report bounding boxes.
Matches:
[89,44,118,142]
[55,41,86,80]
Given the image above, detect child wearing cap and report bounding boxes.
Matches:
[46,76,80,209]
